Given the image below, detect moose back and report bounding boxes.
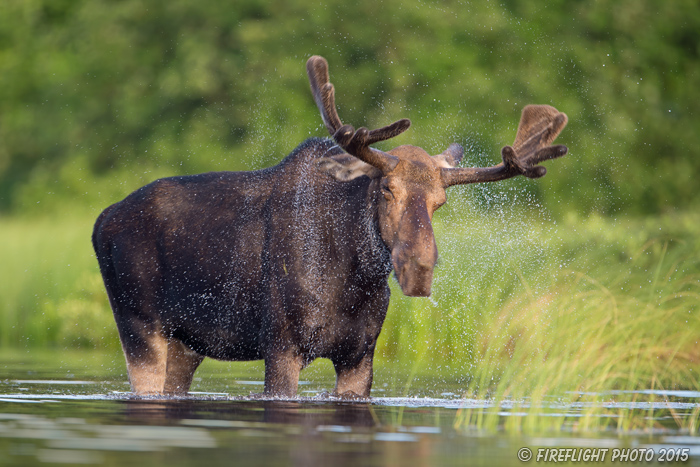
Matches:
[92,56,568,398]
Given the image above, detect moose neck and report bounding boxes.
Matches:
[349,176,393,283]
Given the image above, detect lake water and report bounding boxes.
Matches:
[1,351,699,466]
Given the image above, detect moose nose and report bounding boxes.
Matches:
[391,200,438,297]
[398,258,434,297]
[411,255,435,272]
[394,253,437,297]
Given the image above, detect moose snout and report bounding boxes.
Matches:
[393,249,437,297]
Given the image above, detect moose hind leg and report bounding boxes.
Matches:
[118,323,168,395]
[164,338,204,395]
[333,353,374,398]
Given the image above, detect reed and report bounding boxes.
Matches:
[379,207,700,433]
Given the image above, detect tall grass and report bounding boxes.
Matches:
[1,208,698,432]
[377,206,700,433]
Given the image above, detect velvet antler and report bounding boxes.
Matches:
[441,105,568,187]
[306,55,410,173]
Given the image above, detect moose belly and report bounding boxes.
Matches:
[162,284,265,361]
[176,324,263,361]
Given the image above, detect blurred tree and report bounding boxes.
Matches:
[0,0,697,216]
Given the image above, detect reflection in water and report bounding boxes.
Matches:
[121,398,378,428]
[0,397,452,467]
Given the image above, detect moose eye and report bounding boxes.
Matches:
[381,185,393,201]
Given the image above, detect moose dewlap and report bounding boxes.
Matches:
[92,56,568,398]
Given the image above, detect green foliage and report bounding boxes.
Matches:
[0,0,698,216]
[0,215,119,349]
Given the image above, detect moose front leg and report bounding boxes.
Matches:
[333,351,375,399]
[263,350,304,398]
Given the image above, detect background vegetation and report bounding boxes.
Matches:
[0,0,698,430]
[2,0,699,216]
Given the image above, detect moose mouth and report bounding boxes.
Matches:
[393,255,435,297]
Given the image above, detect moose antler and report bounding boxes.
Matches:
[307,55,410,173]
[441,105,568,187]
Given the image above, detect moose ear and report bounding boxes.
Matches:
[433,143,464,168]
[316,154,382,181]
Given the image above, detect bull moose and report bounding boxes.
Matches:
[92,56,568,398]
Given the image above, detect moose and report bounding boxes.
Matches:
[92,56,568,398]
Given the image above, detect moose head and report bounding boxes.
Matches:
[307,56,568,297]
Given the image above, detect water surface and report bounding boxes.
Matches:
[1,351,698,466]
